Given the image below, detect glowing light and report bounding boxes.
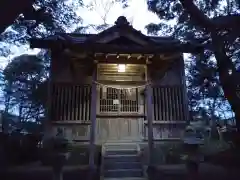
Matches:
[118,64,126,72]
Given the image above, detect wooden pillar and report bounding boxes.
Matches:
[89,65,97,168]
[146,66,154,165]
[44,49,54,139]
[180,55,189,121]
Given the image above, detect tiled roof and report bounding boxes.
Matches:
[45,32,179,45]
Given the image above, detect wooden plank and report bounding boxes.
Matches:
[73,85,77,121]
[168,87,173,121]
[67,85,71,121]
[144,121,186,124]
[85,86,90,121]
[52,121,91,125]
[172,87,177,121]
[97,114,146,118]
[174,87,180,121]
[76,85,80,121]
[70,85,75,121]
[160,87,164,121]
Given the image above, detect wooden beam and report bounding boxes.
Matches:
[30,39,204,54]
[68,54,177,68]
[96,55,147,64]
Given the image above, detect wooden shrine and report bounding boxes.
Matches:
[30,16,201,146]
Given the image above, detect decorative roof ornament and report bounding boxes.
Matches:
[115,16,130,26]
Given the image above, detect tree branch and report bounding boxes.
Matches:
[179,0,240,32]
[211,14,240,30]
[179,0,213,30]
[0,0,35,34]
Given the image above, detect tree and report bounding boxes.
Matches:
[0,0,34,34]
[1,54,48,121]
[186,52,231,123]
[0,0,84,57]
[84,0,129,32]
[146,0,240,130]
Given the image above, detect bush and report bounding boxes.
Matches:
[40,136,70,166]
[66,144,102,166]
[40,138,102,167]
[200,140,230,156]
[140,142,184,165]
[1,132,42,166]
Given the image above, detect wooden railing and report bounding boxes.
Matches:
[151,85,187,121]
[51,83,91,122]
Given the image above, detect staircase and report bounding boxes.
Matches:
[102,143,144,179]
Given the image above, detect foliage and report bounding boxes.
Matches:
[66,144,102,166]
[185,121,211,140]
[40,132,71,166]
[84,0,129,33]
[0,0,130,122]
[187,53,229,120]
[200,139,231,156]
[146,0,240,127]
[140,142,184,165]
[1,53,48,121]
[1,132,42,165]
[0,0,84,57]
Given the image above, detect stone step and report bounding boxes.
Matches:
[104,155,140,163]
[104,178,146,180]
[105,149,139,156]
[104,169,143,178]
[105,162,142,170]
[104,143,139,151]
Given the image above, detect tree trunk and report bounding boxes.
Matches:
[211,32,240,131]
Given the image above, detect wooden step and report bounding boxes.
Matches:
[105,149,139,156]
[105,162,142,170]
[104,155,140,163]
[104,169,143,178]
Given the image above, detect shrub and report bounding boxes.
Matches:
[2,132,42,166]
[40,136,70,166]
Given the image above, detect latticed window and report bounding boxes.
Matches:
[99,86,140,114]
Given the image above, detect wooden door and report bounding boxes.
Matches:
[96,85,145,143]
[96,118,144,143]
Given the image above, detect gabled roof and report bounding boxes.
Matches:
[83,16,156,45]
[30,16,204,53]
[45,16,179,47]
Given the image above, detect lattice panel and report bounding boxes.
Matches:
[51,83,91,122]
[99,86,140,114]
[152,86,186,121]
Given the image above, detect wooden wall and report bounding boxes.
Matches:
[51,52,92,83]
[145,57,188,140]
[49,52,188,141]
[153,57,185,86]
[50,52,93,140]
